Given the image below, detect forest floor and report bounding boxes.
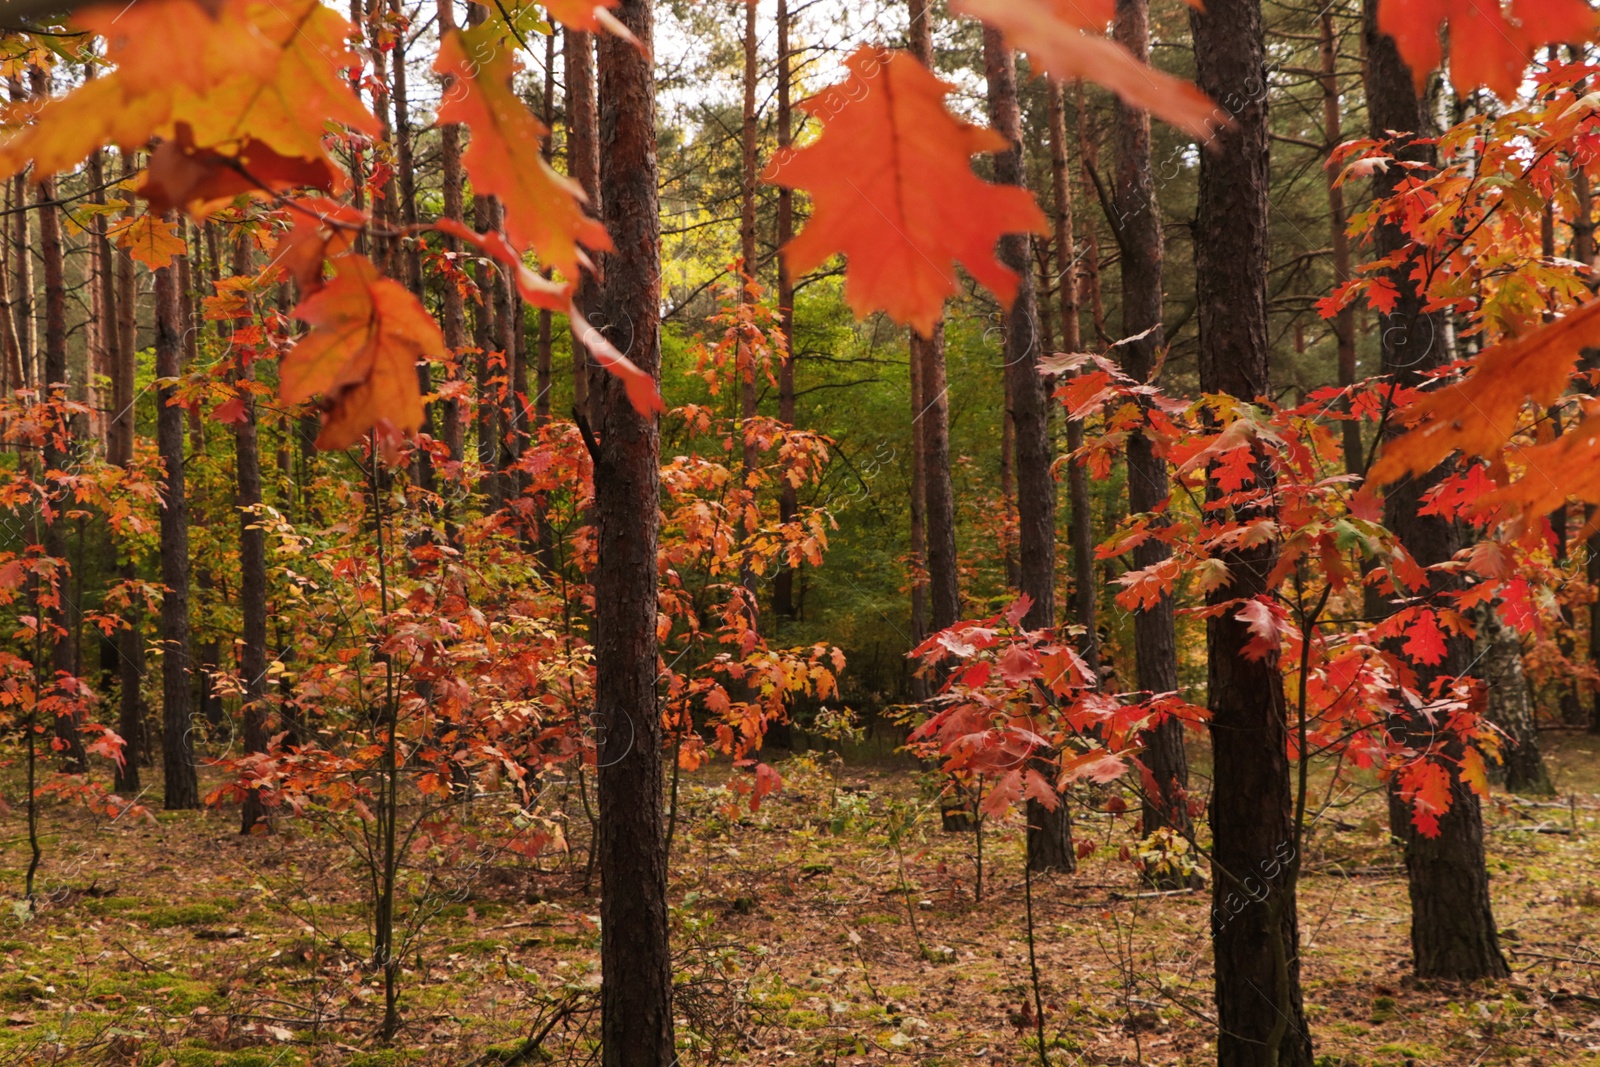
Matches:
[1,732,1598,1067]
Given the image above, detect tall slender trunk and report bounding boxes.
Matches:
[536,30,556,427]
[234,236,270,833]
[772,0,801,620]
[905,0,932,666]
[34,87,87,772]
[1363,0,1507,980]
[566,28,600,423]
[474,194,503,509]
[112,172,142,790]
[1050,80,1097,676]
[437,0,467,471]
[1075,85,1107,346]
[391,0,434,501]
[592,2,674,1062]
[1579,146,1600,735]
[1111,0,1190,857]
[1192,1,1313,1062]
[739,0,762,621]
[1321,7,1361,474]
[908,0,960,638]
[156,257,199,810]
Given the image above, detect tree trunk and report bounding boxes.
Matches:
[35,109,87,773]
[437,0,467,470]
[772,0,801,620]
[908,0,960,638]
[1363,0,1508,981]
[739,0,761,622]
[1191,1,1313,1062]
[1321,8,1362,475]
[1474,606,1553,795]
[1049,80,1097,676]
[156,258,199,810]
[983,31,1054,635]
[1111,0,1190,859]
[591,2,675,1062]
[567,28,600,424]
[1075,85,1107,346]
[112,171,142,791]
[234,237,270,833]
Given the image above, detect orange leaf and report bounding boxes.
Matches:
[569,306,664,417]
[767,48,1047,337]
[435,24,611,280]
[949,0,1223,139]
[280,255,445,451]
[542,0,641,49]
[137,124,342,217]
[433,218,571,311]
[266,197,367,294]
[1378,0,1597,100]
[111,213,186,270]
[0,0,376,182]
[1371,299,1600,490]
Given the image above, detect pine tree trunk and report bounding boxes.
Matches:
[1191,1,1313,1061]
[1321,8,1362,475]
[155,258,198,810]
[772,0,801,620]
[592,2,675,1061]
[1363,0,1507,981]
[112,175,143,789]
[908,0,960,638]
[566,27,600,424]
[1474,606,1553,795]
[1111,0,1190,858]
[438,0,467,470]
[35,109,87,773]
[234,237,270,833]
[983,32,1054,635]
[739,0,761,622]
[1074,86,1107,346]
[1049,80,1098,676]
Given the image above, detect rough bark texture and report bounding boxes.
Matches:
[36,147,87,773]
[1111,0,1189,854]
[437,0,466,468]
[1474,607,1553,795]
[234,237,270,834]
[983,31,1054,634]
[156,262,198,810]
[1321,9,1362,475]
[566,28,600,423]
[1191,1,1313,1062]
[772,0,800,620]
[1050,80,1097,676]
[1363,0,1508,981]
[591,2,675,1061]
[908,0,960,638]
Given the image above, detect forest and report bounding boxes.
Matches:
[0,0,1598,1064]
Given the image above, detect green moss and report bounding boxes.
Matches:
[143,903,228,927]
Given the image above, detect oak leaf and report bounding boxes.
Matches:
[768,48,1047,338]
[0,0,375,182]
[949,0,1222,139]
[541,0,640,48]
[137,125,342,216]
[1378,0,1597,100]
[279,255,445,451]
[435,23,611,281]
[1371,298,1600,492]
[111,214,187,270]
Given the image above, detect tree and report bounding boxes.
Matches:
[1361,0,1508,982]
[1108,0,1192,872]
[1191,0,1313,1061]
[155,256,199,810]
[590,1,675,1061]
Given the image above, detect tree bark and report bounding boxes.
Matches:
[1050,80,1097,677]
[1474,606,1553,795]
[112,168,142,790]
[1363,0,1508,981]
[908,0,960,638]
[739,0,762,622]
[156,259,198,810]
[983,31,1054,635]
[234,236,270,833]
[566,28,600,423]
[772,0,801,620]
[1321,8,1362,475]
[591,1,675,1062]
[35,103,87,773]
[437,0,467,470]
[1191,1,1313,1062]
[1111,0,1190,858]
